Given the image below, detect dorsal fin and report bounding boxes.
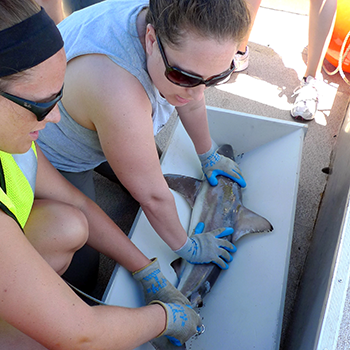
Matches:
[164,174,202,208]
[217,144,235,161]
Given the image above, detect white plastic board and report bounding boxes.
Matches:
[104,107,307,350]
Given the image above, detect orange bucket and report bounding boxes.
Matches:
[325,0,350,73]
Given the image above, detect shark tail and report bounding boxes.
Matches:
[232,205,273,242]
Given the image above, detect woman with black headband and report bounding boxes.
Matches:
[0,1,202,348]
[38,0,251,273]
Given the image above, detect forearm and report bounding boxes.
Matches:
[23,286,166,350]
[176,97,212,154]
[75,195,150,272]
[24,299,166,350]
[84,303,166,350]
[140,191,188,251]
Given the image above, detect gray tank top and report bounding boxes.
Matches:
[38,0,174,172]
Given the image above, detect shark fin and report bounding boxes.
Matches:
[232,205,273,242]
[150,337,187,350]
[164,174,202,208]
[170,257,183,280]
[217,144,235,161]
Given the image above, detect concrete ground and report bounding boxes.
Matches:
[61,0,350,348]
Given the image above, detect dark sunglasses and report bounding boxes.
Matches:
[156,35,236,88]
[0,85,64,121]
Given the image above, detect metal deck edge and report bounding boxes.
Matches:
[284,101,350,350]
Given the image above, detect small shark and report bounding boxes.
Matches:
[165,144,273,308]
[150,144,273,349]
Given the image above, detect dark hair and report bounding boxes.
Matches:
[145,0,251,48]
[0,0,40,31]
[0,0,41,91]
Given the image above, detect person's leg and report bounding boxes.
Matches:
[237,0,262,52]
[234,0,262,72]
[305,0,337,78]
[24,199,88,276]
[35,0,65,24]
[291,0,337,120]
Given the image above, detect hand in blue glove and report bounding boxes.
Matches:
[174,222,237,269]
[198,143,246,188]
[150,301,203,346]
[133,258,191,306]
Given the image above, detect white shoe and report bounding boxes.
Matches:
[291,76,319,121]
[234,46,249,72]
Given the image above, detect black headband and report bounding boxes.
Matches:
[0,7,64,78]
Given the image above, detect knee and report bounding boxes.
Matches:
[26,200,89,253]
[58,204,89,252]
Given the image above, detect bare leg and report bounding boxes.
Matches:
[36,0,65,24]
[291,0,337,120]
[305,0,337,78]
[237,0,262,52]
[233,0,262,71]
[24,199,88,275]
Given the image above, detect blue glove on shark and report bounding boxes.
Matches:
[174,223,236,269]
[150,300,203,346]
[132,258,191,306]
[198,142,246,188]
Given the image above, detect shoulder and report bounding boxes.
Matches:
[63,54,152,128]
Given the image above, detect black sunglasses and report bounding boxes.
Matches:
[156,35,236,88]
[0,85,64,121]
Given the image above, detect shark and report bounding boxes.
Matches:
[150,144,273,349]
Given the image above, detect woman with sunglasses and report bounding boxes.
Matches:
[0,0,203,348]
[38,0,251,269]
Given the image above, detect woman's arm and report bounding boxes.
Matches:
[0,209,166,349]
[176,96,212,154]
[62,54,189,251]
[35,146,151,273]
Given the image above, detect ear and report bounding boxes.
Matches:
[145,24,157,56]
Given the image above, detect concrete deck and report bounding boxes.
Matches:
[62,0,350,348]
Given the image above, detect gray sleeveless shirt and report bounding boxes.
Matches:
[38,0,175,172]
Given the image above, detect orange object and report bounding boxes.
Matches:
[325,0,350,73]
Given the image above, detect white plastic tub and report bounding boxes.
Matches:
[104,106,307,350]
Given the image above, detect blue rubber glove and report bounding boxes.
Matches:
[174,222,236,269]
[150,300,203,346]
[198,143,246,188]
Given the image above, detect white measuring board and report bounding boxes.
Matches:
[104,107,307,350]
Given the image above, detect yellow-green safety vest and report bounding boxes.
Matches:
[0,142,37,229]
